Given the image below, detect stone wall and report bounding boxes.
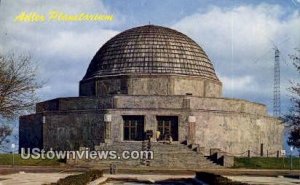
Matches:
[36,95,267,116]
[19,114,44,152]
[79,75,222,97]
[189,97,267,115]
[113,95,267,116]
[79,80,95,96]
[173,77,204,96]
[36,97,112,112]
[104,108,283,156]
[204,80,222,97]
[20,94,283,156]
[193,112,284,156]
[42,111,105,150]
[128,76,173,95]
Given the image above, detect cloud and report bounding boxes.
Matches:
[0,0,120,100]
[173,4,300,112]
[31,28,119,100]
[0,1,299,113]
[220,75,254,92]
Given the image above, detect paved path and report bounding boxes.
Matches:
[0,172,77,185]
[1,167,300,185]
[0,172,195,185]
[104,173,195,181]
[226,175,300,185]
[89,174,198,185]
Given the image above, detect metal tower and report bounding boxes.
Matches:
[273,47,281,117]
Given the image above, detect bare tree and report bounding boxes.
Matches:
[0,125,12,143]
[285,49,300,150]
[0,53,42,147]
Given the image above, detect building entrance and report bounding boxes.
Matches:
[157,116,178,141]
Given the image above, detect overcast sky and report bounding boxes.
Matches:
[0,0,300,115]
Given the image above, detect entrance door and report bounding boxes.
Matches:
[123,116,144,141]
[157,116,178,141]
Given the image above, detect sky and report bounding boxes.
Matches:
[0,0,300,152]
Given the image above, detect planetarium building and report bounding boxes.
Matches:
[19,25,283,168]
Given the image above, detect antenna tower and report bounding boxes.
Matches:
[273,47,281,117]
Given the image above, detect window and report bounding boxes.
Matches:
[157,116,178,141]
[123,116,144,141]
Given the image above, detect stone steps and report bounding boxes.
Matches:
[95,142,202,153]
[72,142,222,169]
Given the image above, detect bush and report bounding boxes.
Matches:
[53,170,103,185]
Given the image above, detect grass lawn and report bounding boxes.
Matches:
[234,157,300,169]
[0,154,64,166]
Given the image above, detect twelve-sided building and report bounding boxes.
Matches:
[19,25,283,160]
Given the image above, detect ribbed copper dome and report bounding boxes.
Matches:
[83,25,219,81]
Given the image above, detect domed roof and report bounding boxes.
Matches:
[83,25,219,81]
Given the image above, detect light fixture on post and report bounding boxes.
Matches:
[11,143,15,167]
[290,146,294,170]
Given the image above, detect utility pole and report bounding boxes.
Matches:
[273,47,281,117]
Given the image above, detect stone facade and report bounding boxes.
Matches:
[20,95,283,155]
[19,25,284,163]
[80,75,222,97]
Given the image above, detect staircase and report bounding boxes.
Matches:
[150,142,221,169]
[70,141,222,169]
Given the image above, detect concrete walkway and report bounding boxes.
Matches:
[226,175,300,185]
[104,173,195,181]
[1,167,300,185]
[0,172,195,185]
[0,172,77,185]
[88,174,197,185]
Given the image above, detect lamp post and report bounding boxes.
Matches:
[290,146,294,170]
[11,143,15,167]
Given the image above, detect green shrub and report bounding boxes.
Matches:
[54,170,103,185]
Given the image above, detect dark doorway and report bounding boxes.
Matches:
[123,116,144,141]
[157,116,178,141]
